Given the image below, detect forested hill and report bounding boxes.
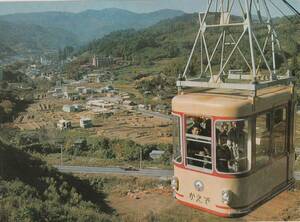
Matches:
[84,13,199,62]
[0,8,184,60]
[0,8,184,44]
[84,13,300,74]
[0,19,79,59]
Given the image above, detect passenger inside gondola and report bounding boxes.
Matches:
[186,116,212,170]
[216,120,249,173]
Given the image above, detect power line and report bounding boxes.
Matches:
[269,1,293,22]
[281,0,300,17]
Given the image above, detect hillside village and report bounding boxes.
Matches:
[0,5,300,222]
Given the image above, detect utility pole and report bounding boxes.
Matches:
[60,144,63,166]
[139,147,143,169]
[57,137,65,167]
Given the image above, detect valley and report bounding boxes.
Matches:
[0,3,300,221]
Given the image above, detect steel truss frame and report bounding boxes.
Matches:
[177,0,295,91]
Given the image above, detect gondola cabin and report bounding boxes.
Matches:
[171,86,297,217]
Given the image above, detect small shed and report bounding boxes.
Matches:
[62,105,76,113]
[83,88,93,94]
[80,118,93,128]
[138,104,146,110]
[57,119,72,130]
[123,100,136,106]
[73,104,83,112]
[76,87,86,94]
[64,91,80,100]
[54,88,63,93]
[149,150,165,160]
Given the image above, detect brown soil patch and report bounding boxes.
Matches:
[108,188,176,220]
[5,96,172,145]
[245,189,300,221]
[108,188,300,221]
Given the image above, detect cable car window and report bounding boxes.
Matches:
[215,120,249,173]
[173,115,182,163]
[273,108,287,157]
[256,112,271,168]
[186,117,212,170]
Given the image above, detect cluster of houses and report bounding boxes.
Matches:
[48,84,118,100]
[57,117,93,130]
[23,56,62,80]
[60,89,169,115]
[53,80,170,131]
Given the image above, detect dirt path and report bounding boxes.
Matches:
[108,188,300,221]
[245,190,300,221]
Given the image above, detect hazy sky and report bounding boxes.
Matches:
[0,0,298,15]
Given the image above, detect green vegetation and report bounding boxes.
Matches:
[1,66,32,85]
[9,128,173,168]
[0,88,32,123]
[295,158,300,171]
[77,13,300,102]
[0,9,183,47]
[84,14,300,78]
[84,13,197,63]
[0,19,79,58]
[0,62,56,123]
[0,8,184,67]
[135,73,176,100]
[0,140,114,221]
[64,54,90,80]
[0,10,299,222]
[85,174,169,195]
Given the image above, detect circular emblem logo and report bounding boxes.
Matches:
[194,180,204,192]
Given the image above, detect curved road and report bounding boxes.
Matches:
[55,165,300,180]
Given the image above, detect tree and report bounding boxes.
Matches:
[291,55,300,81]
[0,81,8,89]
[96,138,115,159]
[167,44,180,58]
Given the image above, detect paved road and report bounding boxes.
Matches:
[136,109,172,121]
[55,165,300,180]
[55,165,173,179]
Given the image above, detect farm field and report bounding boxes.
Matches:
[1,93,172,145]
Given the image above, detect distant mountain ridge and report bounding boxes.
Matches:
[0,8,184,43]
[0,19,79,59]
